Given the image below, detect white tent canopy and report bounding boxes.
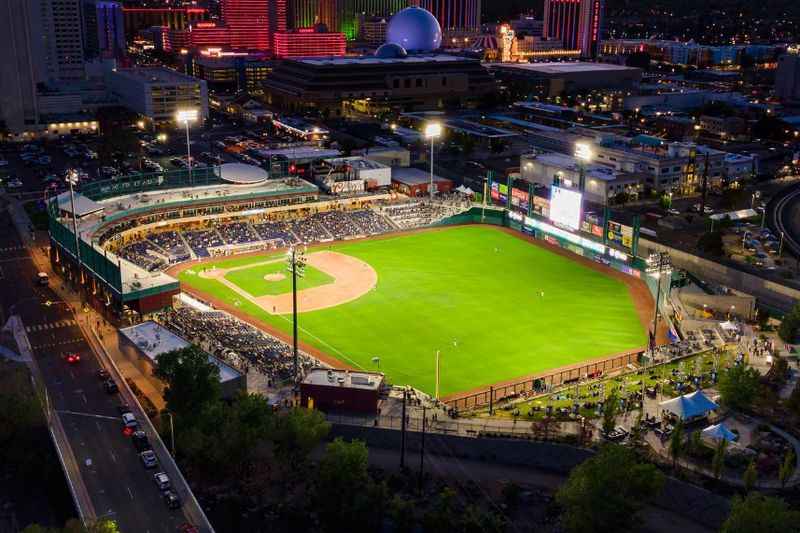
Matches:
[659,389,719,421]
[701,423,737,443]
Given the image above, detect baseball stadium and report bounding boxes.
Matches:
[46,164,666,405]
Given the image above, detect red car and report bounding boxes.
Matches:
[62,351,81,364]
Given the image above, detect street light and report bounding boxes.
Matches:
[424,122,442,201]
[176,109,199,185]
[65,169,83,287]
[286,245,307,384]
[574,142,593,192]
[646,251,672,354]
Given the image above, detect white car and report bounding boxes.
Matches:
[0,159,8,167]
[140,450,158,469]
[154,472,171,491]
[6,178,24,189]
[122,412,139,430]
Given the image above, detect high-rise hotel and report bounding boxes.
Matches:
[543,0,604,57]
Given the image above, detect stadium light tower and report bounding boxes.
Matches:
[286,245,307,385]
[65,169,82,286]
[645,251,672,354]
[574,142,593,192]
[425,122,442,201]
[176,109,199,185]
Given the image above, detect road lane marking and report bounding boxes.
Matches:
[109,450,117,464]
[126,486,134,500]
[56,410,119,421]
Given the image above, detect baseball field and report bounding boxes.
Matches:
[175,225,649,397]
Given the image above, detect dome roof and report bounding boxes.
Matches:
[375,42,408,58]
[385,7,442,53]
[219,163,269,185]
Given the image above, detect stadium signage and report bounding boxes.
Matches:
[549,186,582,231]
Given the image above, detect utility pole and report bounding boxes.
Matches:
[418,405,426,494]
[699,153,710,217]
[400,388,407,470]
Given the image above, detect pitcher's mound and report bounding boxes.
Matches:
[264,273,286,282]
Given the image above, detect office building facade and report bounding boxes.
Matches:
[121,7,208,38]
[411,0,480,34]
[543,0,603,57]
[776,53,800,103]
[222,0,286,52]
[0,0,42,132]
[273,29,346,58]
[38,0,86,80]
[83,0,125,59]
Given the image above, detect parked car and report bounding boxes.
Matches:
[103,379,119,394]
[6,178,24,189]
[154,472,171,491]
[122,412,139,430]
[132,430,151,452]
[163,490,181,510]
[140,450,158,469]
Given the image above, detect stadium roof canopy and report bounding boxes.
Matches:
[219,163,269,185]
[659,390,719,421]
[56,191,104,217]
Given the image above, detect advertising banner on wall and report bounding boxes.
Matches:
[608,220,634,250]
[511,187,530,212]
[549,186,582,231]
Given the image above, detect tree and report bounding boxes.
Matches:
[153,345,221,421]
[612,191,630,206]
[743,459,758,492]
[712,438,728,480]
[273,407,330,469]
[778,303,800,343]
[668,420,684,469]
[422,487,458,533]
[779,449,795,489]
[718,364,761,411]
[721,494,800,533]
[314,438,382,532]
[602,390,619,436]
[556,444,664,533]
[757,309,771,331]
[22,519,119,533]
[388,495,416,533]
[697,231,725,256]
[787,380,800,416]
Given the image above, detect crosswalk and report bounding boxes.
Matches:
[0,245,25,253]
[26,319,77,333]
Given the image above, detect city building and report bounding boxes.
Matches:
[118,321,245,399]
[411,0,481,36]
[601,39,784,69]
[390,166,453,195]
[82,0,126,60]
[542,0,604,57]
[520,151,642,205]
[698,115,746,139]
[776,52,800,103]
[222,0,284,52]
[121,6,208,38]
[164,22,232,53]
[192,51,273,94]
[106,67,209,127]
[263,54,495,115]
[0,0,41,133]
[38,0,87,80]
[273,28,346,58]
[489,62,640,98]
[340,0,407,39]
[300,368,384,414]
[287,0,339,34]
[360,16,388,46]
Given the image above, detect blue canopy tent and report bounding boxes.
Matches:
[701,423,737,443]
[659,390,719,421]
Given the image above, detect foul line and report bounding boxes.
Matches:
[271,312,367,371]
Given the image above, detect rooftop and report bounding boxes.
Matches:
[119,321,241,382]
[323,156,388,170]
[111,67,201,85]
[303,368,384,390]
[492,61,640,74]
[298,54,473,66]
[391,167,451,185]
[532,152,624,182]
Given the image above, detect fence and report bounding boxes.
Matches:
[444,349,643,411]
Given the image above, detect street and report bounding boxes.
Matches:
[0,206,198,533]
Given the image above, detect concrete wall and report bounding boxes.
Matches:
[639,238,800,313]
[329,424,731,530]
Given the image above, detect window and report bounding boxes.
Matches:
[442,76,447,86]
[393,79,399,89]
[404,79,410,88]
[416,78,423,87]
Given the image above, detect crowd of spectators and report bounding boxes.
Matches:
[110,205,465,270]
[184,229,225,258]
[118,240,165,272]
[160,306,315,384]
[217,222,260,245]
[148,231,191,263]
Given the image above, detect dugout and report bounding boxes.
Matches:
[301,368,384,414]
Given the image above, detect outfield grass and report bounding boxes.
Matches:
[179,225,648,396]
[224,261,334,297]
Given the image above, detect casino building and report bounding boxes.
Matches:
[263,7,495,114]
